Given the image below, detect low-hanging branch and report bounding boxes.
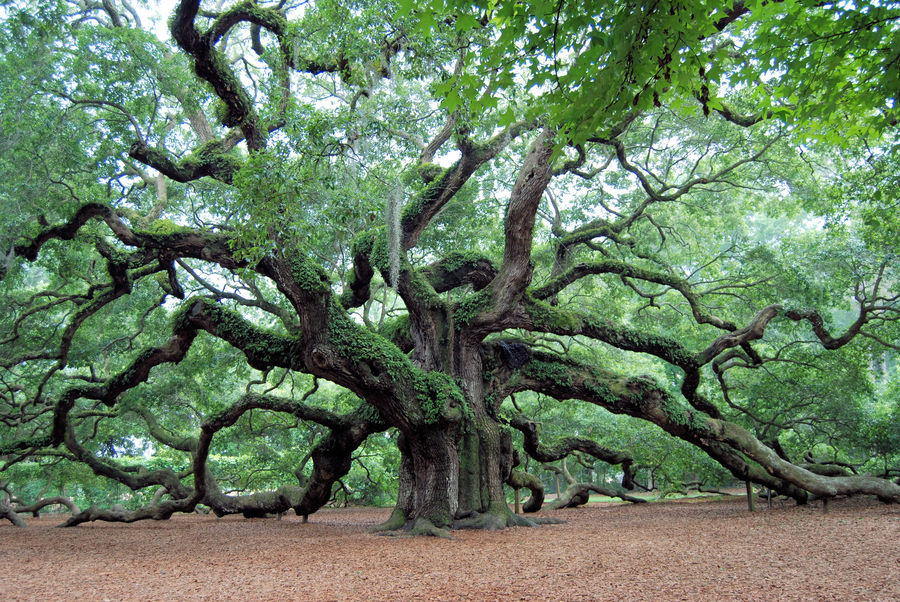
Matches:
[503,410,637,490]
[57,391,387,526]
[542,461,645,508]
[496,350,900,503]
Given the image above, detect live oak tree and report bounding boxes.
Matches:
[1,0,899,534]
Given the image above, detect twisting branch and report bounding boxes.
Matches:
[532,259,738,331]
[504,410,637,489]
[171,0,267,150]
[400,119,537,250]
[491,128,555,312]
[497,350,900,503]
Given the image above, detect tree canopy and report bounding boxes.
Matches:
[0,0,898,533]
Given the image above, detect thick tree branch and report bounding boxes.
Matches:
[128,138,241,184]
[401,120,537,250]
[421,252,498,293]
[171,0,266,150]
[504,410,635,488]
[501,351,900,502]
[532,259,738,331]
[492,128,555,310]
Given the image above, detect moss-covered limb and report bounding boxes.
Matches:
[0,435,55,457]
[680,371,723,419]
[515,300,713,418]
[704,418,900,502]
[552,218,634,251]
[445,129,555,333]
[421,251,498,293]
[176,297,301,371]
[321,300,461,430]
[400,157,472,250]
[206,0,290,46]
[255,254,333,337]
[12,202,247,283]
[63,422,192,498]
[521,295,699,370]
[401,120,539,250]
[170,0,265,150]
[531,259,737,331]
[798,462,853,478]
[500,354,758,490]
[502,351,899,502]
[207,399,386,518]
[397,265,445,320]
[503,410,634,479]
[128,138,241,184]
[505,469,544,513]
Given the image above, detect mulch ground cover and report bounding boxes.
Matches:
[2,494,898,600]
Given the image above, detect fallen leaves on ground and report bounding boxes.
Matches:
[1,495,898,600]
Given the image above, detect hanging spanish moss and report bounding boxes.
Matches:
[386,181,403,290]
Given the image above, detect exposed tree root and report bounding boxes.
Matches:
[410,517,453,539]
[453,503,540,530]
[531,516,566,525]
[370,514,455,539]
[367,507,407,534]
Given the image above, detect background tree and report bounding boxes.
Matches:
[0,0,898,534]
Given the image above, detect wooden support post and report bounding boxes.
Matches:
[745,480,755,512]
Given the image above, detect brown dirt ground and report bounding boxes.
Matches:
[1,495,898,601]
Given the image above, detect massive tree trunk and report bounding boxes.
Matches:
[371,330,527,535]
[380,412,528,535]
